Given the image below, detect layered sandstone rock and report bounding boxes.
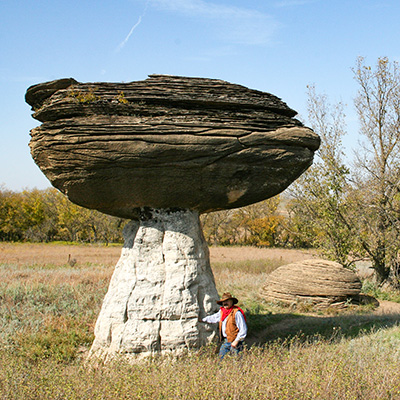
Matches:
[26,75,320,218]
[261,259,362,308]
[89,208,219,360]
[26,75,320,359]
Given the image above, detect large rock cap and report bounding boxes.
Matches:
[26,75,320,218]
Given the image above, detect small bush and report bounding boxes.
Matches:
[362,279,400,302]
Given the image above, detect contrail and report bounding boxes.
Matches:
[116,16,143,52]
[116,1,149,53]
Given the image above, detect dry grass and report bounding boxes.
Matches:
[0,242,316,267]
[209,246,318,264]
[1,243,400,399]
[1,329,400,399]
[0,242,122,267]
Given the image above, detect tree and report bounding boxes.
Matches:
[0,187,23,241]
[19,188,50,242]
[200,209,233,245]
[287,85,355,266]
[289,57,400,286]
[235,197,283,247]
[351,57,400,284]
[200,197,285,247]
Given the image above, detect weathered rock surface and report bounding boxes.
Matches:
[261,259,362,308]
[26,75,321,359]
[26,75,320,218]
[89,208,219,360]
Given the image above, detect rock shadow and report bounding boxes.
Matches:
[246,308,400,347]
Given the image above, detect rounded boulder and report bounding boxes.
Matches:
[261,259,362,308]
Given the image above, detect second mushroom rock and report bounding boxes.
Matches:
[26,75,320,218]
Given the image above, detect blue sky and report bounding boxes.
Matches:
[1,0,399,191]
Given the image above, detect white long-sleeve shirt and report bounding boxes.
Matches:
[202,309,247,342]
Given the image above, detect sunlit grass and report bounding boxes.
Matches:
[0,264,109,362]
[212,258,285,275]
[1,249,400,399]
[1,328,400,399]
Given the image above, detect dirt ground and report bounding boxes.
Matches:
[0,242,318,267]
[374,299,400,314]
[210,246,317,263]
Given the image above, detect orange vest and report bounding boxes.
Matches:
[219,307,240,343]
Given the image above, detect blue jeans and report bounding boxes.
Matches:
[219,339,244,360]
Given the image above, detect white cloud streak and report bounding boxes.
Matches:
[116,16,143,52]
[116,1,149,52]
[148,0,279,46]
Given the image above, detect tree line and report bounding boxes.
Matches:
[0,185,301,248]
[0,187,125,244]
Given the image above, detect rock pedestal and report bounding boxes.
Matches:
[89,208,219,360]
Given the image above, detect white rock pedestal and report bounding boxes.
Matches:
[89,208,219,361]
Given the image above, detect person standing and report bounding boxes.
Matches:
[200,292,247,359]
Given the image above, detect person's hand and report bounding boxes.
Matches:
[198,317,203,323]
[231,340,239,348]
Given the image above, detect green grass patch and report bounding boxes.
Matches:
[13,316,93,362]
[362,279,400,302]
[0,272,107,362]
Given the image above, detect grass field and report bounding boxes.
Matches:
[1,243,400,399]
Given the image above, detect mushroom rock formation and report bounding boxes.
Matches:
[261,259,362,308]
[26,75,320,218]
[25,75,320,359]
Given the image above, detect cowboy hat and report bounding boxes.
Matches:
[216,292,238,305]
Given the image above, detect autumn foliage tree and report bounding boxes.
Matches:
[287,85,355,266]
[350,57,400,283]
[0,185,289,246]
[289,57,400,286]
[0,187,125,243]
[200,196,285,247]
